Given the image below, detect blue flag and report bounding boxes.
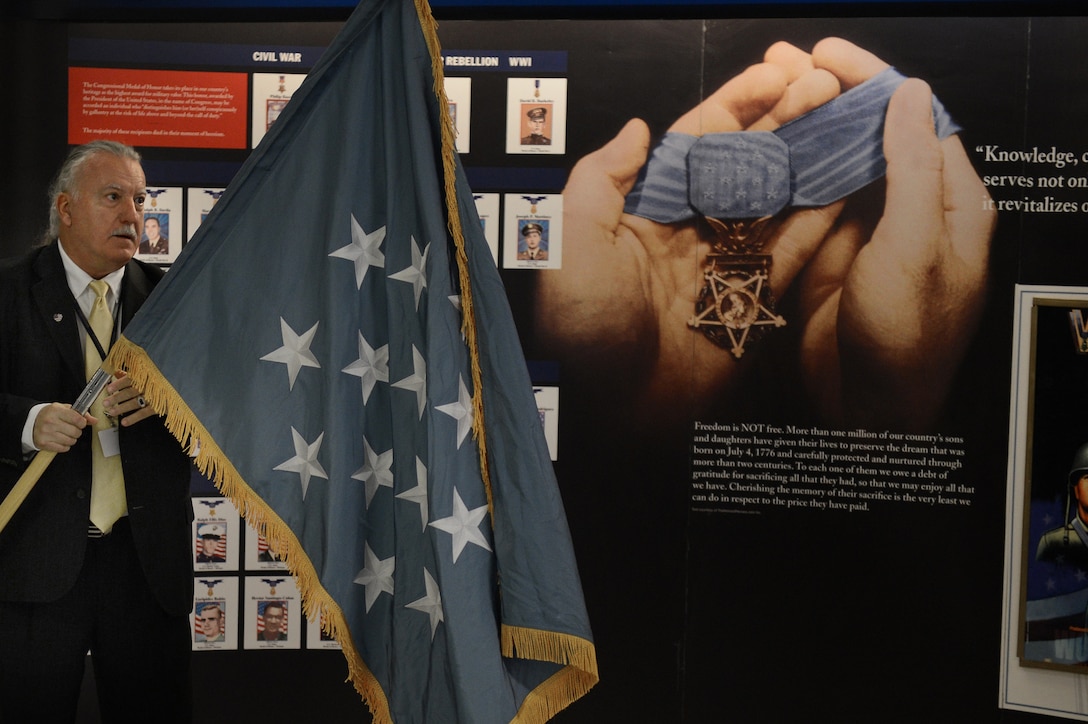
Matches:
[109,0,598,721]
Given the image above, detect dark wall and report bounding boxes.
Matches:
[5,5,1088,724]
[0,19,69,255]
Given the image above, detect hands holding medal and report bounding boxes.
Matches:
[537,38,994,431]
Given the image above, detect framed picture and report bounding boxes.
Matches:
[1006,286,1088,677]
[191,578,239,651]
[192,497,240,571]
[136,187,183,265]
[502,193,563,269]
[243,576,301,649]
[505,77,566,154]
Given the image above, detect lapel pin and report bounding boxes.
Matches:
[53,314,63,322]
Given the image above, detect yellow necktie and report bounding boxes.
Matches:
[85,280,126,534]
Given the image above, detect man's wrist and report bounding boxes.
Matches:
[21,403,49,455]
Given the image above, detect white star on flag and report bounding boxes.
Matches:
[391,345,427,419]
[436,375,474,449]
[353,543,395,613]
[342,331,389,404]
[395,457,429,531]
[429,487,491,563]
[352,437,394,508]
[405,567,443,639]
[260,318,321,390]
[389,235,429,310]
[329,214,386,289]
[273,427,328,499]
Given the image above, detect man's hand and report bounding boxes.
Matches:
[102,370,156,427]
[796,39,995,429]
[32,403,90,453]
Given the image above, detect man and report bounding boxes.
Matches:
[138,215,169,256]
[520,107,551,145]
[0,140,194,721]
[195,602,225,643]
[516,222,548,261]
[260,601,288,641]
[1038,442,1088,569]
[196,523,226,563]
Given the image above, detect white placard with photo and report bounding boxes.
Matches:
[505,77,567,154]
[137,186,184,265]
[192,497,241,572]
[251,72,307,148]
[191,577,239,651]
[444,76,472,154]
[502,193,563,269]
[186,187,225,242]
[244,576,301,650]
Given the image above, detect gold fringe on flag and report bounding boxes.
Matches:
[504,625,600,722]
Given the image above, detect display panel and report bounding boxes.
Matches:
[49,10,1088,722]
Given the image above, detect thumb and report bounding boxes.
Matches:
[565,118,650,208]
[877,78,945,257]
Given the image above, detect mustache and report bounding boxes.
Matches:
[111,225,138,241]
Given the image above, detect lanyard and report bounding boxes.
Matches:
[73,290,122,363]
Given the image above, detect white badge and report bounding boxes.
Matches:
[99,427,121,458]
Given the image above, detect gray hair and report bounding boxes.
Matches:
[45,140,142,243]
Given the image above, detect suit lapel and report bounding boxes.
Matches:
[29,246,154,384]
[30,244,84,384]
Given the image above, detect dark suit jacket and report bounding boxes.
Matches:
[0,242,194,616]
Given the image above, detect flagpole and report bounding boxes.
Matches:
[0,451,57,535]
[0,368,113,535]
